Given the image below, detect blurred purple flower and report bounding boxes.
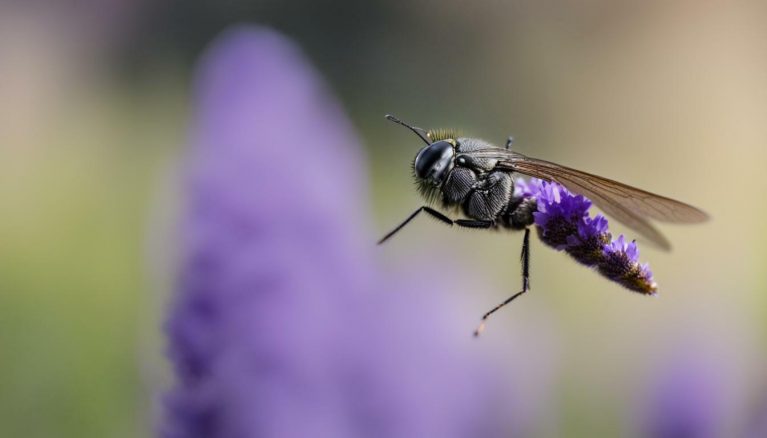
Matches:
[744,392,767,438]
[162,26,517,438]
[515,179,656,294]
[637,349,727,438]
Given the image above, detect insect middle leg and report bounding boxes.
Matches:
[473,227,531,337]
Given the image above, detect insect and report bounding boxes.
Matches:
[378,114,708,336]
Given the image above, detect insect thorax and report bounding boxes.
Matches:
[415,135,533,226]
[455,137,502,172]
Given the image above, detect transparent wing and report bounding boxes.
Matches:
[487,150,709,250]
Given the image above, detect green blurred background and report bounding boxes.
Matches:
[1,1,766,436]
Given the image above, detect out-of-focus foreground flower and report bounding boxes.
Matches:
[636,347,730,438]
[162,26,517,437]
[515,179,657,294]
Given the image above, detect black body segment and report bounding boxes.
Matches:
[503,197,538,230]
[442,167,477,205]
[455,137,501,172]
[464,171,512,221]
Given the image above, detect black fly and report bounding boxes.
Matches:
[378,114,708,336]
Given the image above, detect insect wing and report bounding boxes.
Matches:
[490,151,708,250]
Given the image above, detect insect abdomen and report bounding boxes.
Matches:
[503,197,537,230]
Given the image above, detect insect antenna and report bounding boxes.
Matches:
[385,114,431,145]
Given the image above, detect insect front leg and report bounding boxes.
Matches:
[455,219,494,228]
[378,206,454,244]
[474,227,531,337]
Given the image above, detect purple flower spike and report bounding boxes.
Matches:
[163,26,516,438]
[599,235,657,294]
[517,178,657,294]
[514,177,545,198]
[532,181,592,249]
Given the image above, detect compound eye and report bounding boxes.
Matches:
[414,140,454,181]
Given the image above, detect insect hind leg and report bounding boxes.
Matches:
[474,227,531,337]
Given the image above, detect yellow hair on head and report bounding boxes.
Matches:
[426,128,461,142]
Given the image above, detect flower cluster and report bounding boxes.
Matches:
[515,179,657,294]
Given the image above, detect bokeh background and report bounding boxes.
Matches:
[2,1,767,437]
